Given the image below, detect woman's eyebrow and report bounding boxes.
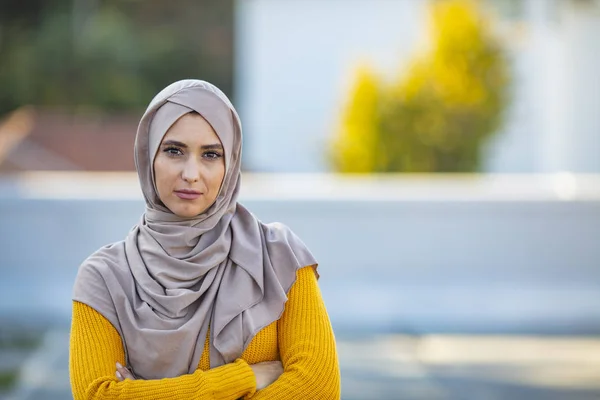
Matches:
[201,144,224,150]
[161,140,223,150]
[161,140,187,148]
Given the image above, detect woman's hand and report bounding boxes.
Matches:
[116,362,136,381]
[115,359,283,389]
[249,361,283,390]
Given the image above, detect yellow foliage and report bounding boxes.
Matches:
[332,0,510,173]
[331,66,380,173]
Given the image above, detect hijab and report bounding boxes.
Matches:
[72,79,317,379]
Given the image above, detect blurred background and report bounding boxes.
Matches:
[1,0,599,399]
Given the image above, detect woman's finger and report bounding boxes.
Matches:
[116,362,135,380]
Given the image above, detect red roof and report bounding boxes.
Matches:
[0,107,140,172]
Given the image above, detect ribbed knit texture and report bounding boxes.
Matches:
[70,266,340,399]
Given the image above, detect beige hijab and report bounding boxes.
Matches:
[72,80,317,380]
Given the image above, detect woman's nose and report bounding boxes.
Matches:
[181,159,201,183]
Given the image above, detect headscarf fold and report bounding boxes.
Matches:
[73,80,317,379]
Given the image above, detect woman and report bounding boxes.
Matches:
[69,80,341,399]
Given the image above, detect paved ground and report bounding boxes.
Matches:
[2,330,600,400]
[337,334,600,400]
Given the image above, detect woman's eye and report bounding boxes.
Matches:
[204,151,223,160]
[164,147,183,156]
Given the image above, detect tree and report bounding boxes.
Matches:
[0,0,234,115]
[330,66,380,173]
[332,0,510,173]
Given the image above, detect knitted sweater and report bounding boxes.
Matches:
[69,266,340,399]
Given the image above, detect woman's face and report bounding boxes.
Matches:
[153,113,226,218]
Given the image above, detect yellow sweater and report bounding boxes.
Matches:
[69,266,340,399]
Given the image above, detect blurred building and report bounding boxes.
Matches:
[2,0,598,175]
[0,107,138,172]
[235,0,600,173]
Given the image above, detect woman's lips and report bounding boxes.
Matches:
[174,190,202,200]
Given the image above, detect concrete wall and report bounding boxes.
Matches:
[1,173,599,334]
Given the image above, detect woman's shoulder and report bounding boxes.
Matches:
[79,240,127,273]
[72,241,127,333]
[73,240,128,295]
[260,220,300,241]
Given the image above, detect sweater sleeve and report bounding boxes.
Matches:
[249,266,341,399]
[69,301,257,400]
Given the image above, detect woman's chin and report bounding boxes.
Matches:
[169,202,207,219]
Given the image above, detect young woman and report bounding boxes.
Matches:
[69,80,340,399]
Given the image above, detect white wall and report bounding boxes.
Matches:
[541,0,600,172]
